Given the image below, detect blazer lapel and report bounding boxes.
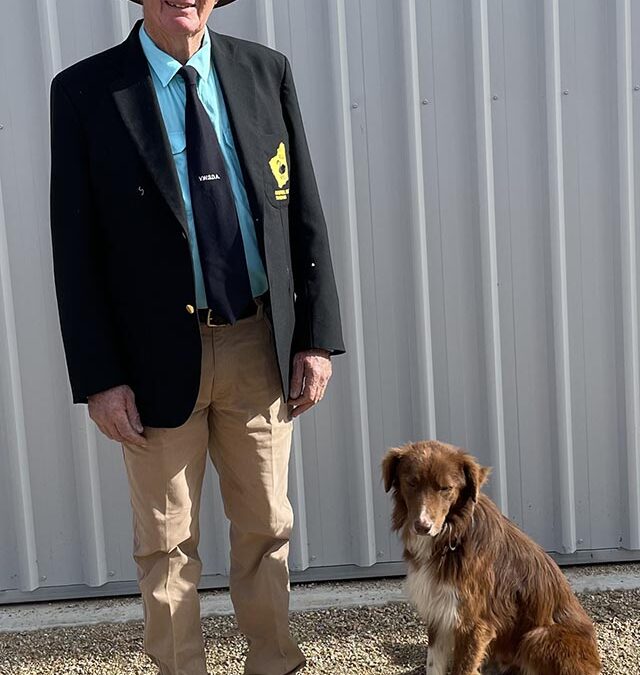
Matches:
[111,20,188,233]
[210,31,266,226]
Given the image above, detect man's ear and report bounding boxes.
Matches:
[382,446,406,492]
[462,454,491,503]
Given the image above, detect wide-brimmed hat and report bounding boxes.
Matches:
[128,0,237,6]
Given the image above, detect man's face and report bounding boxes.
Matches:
[143,0,217,37]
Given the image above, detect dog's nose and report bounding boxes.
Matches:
[414,520,433,535]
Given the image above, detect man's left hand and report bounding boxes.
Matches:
[288,349,332,418]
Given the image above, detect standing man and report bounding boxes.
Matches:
[49,0,344,673]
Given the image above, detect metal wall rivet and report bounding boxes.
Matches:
[634,85,640,92]
[39,575,47,582]
[563,89,569,96]
[492,94,499,101]
[351,102,359,109]
[108,571,115,577]
[422,99,430,105]
[0,124,4,130]
[577,538,584,544]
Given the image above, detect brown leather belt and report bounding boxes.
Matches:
[197,301,259,326]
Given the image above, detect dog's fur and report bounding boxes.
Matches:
[382,440,601,675]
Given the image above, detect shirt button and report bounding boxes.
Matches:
[186,304,195,314]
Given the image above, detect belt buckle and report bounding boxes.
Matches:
[206,309,227,327]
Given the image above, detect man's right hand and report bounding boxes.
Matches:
[88,384,148,447]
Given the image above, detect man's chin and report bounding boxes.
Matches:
[160,16,203,35]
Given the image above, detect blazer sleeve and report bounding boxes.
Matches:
[280,56,346,356]
[50,76,128,403]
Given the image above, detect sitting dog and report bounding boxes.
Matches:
[382,440,601,675]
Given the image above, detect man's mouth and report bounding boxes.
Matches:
[166,1,196,9]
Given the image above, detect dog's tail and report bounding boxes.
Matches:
[516,622,601,675]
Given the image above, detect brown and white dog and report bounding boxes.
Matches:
[382,440,601,675]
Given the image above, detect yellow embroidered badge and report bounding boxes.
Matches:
[269,142,290,195]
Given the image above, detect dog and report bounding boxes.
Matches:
[382,440,601,675]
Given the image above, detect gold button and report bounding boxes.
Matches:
[186,304,195,314]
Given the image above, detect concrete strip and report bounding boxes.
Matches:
[566,572,640,593]
[1,572,639,634]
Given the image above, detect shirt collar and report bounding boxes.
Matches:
[139,23,212,88]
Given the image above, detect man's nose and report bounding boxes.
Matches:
[414,517,433,535]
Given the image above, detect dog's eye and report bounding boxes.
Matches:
[439,486,453,493]
[405,478,418,489]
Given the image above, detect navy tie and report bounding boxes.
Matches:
[178,65,253,323]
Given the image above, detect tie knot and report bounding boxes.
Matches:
[178,65,198,87]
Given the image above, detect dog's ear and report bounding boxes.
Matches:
[462,454,491,503]
[382,446,406,492]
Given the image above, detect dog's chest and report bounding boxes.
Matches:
[405,538,459,631]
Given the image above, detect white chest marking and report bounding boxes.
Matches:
[405,535,460,632]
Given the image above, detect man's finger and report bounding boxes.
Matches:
[316,378,328,401]
[290,401,315,418]
[124,392,145,434]
[104,422,123,444]
[289,357,305,400]
[301,363,321,402]
[114,415,148,447]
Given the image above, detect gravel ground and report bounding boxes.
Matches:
[0,588,639,674]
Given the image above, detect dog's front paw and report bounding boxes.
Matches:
[425,651,448,675]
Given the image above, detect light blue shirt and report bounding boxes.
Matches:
[139,24,268,308]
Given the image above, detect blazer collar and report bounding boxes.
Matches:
[111,19,188,232]
[111,20,265,234]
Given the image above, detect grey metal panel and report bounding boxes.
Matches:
[559,0,625,553]
[2,0,640,602]
[488,0,558,549]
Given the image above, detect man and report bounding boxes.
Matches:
[49,0,344,673]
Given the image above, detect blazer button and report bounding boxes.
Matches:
[186,304,195,314]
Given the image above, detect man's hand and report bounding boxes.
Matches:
[288,349,333,418]
[88,384,148,447]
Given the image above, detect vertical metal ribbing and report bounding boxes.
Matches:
[327,0,376,566]
[111,0,132,42]
[35,0,62,82]
[0,180,39,592]
[470,0,508,514]
[288,426,310,571]
[257,0,277,49]
[36,0,110,585]
[616,0,640,550]
[400,0,437,441]
[69,409,109,586]
[211,481,232,576]
[543,0,577,554]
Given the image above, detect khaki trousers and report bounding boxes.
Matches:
[121,305,306,675]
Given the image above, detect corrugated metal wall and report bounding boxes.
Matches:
[1,0,640,603]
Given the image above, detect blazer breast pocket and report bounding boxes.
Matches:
[263,134,291,208]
